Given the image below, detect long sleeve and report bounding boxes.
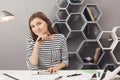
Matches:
[60,34,69,67]
[25,35,39,70]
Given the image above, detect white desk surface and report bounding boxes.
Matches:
[0,70,102,80]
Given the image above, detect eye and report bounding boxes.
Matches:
[37,22,41,26]
[31,25,35,28]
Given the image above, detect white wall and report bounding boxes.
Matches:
[92,0,120,31]
[0,0,56,70]
[0,0,120,70]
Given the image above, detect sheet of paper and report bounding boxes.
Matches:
[0,70,102,80]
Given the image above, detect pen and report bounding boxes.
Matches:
[54,76,62,80]
[3,73,19,80]
[54,73,81,80]
[67,73,81,77]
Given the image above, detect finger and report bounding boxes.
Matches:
[36,36,41,41]
[52,69,57,74]
[50,69,54,73]
[46,68,52,73]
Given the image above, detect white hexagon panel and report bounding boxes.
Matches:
[111,41,120,65]
[65,53,83,70]
[83,22,102,39]
[67,31,85,53]
[54,0,119,70]
[82,4,102,22]
[67,4,82,14]
[56,8,69,21]
[68,0,84,5]
[53,22,70,38]
[67,13,86,30]
[98,31,118,50]
[77,41,104,66]
[112,26,120,40]
[57,0,69,8]
[98,50,116,69]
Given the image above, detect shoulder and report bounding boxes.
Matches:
[54,34,65,39]
[26,34,34,42]
[54,34,66,42]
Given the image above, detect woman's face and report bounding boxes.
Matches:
[30,18,49,36]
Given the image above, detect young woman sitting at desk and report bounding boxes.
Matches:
[26,12,68,73]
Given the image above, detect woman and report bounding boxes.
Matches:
[26,12,68,73]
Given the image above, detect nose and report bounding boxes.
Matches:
[35,26,40,30]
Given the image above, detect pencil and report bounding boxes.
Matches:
[3,73,19,80]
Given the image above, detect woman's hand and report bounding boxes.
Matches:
[46,63,66,73]
[46,66,61,74]
[35,34,50,47]
[37,34,50,41]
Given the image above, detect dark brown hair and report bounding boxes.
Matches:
[29,12,56,41]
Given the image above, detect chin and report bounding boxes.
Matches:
[37,33,44,36]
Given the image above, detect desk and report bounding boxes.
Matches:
[0,70,102,80]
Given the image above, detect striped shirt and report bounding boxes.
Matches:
[26,34,68,70]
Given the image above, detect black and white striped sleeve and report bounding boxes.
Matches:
[25,35,39,70]
[60,34,69,66]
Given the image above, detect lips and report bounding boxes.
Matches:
[34,30,41,35]
[36,29,42,33]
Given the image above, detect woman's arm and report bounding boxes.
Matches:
[26,35,43,70]
[26,35,49,70]
[46,34,69,73]
[28,41,40,65]
[29,35,49,65]
[60,34,69,67]
[46,62,66,73]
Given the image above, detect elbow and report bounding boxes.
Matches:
[26,60,39,70]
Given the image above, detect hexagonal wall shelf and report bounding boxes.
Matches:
[67,4,82,13]
[67,13,86,30]
[99,31,117,49]
[83,22,101,39]
[112,26,120,40]
[67,31,85,53]
[65,53,82,70]
[53,22,70,38]
[112,41,120,65]
[57,0,69,8]
[55,0,119,70]
[68,0,84,5]
[56,9,69,21]
[78,41,104,65]
[98,50,116,69]
[83,4,102,22]
[115,28,120,40]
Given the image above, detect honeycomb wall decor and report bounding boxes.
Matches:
[98,50,116,69]
[83,22,102,39]
[53,22,70,38]
[67,31,85,53]
[56,9,69,21]
[57,0,69,8]
[67,13,86,30]
[67,4,82,13]
[52,0,120,69]
[82,4,102,22]
[98,31,118,50]
[112,41,120,64]
[69,0,84,5]
[112,26,120,40]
